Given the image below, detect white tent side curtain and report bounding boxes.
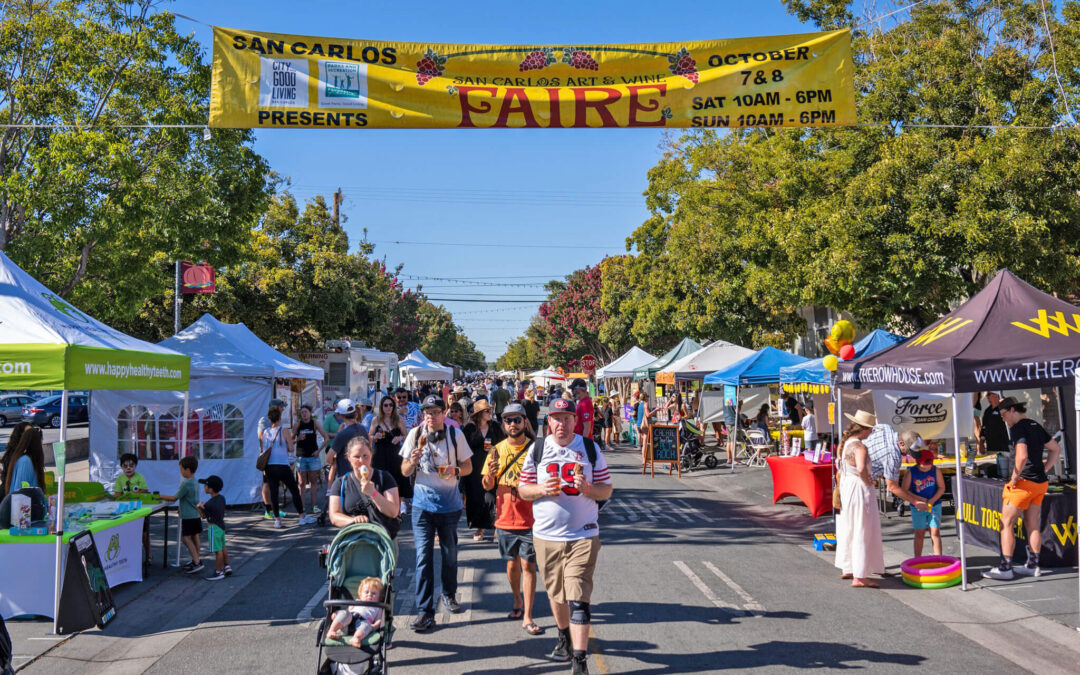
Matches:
[89,376,270,505]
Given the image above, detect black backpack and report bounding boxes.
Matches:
[529,435,607,511]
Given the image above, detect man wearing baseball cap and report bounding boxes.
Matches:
[326,399,369,489]
[984,397,1062,580]
[519,397,613,675]
[569,379,594,441]
[482,403,542,635]
[400,394,473,632]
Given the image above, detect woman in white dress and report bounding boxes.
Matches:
[834,410,885,588]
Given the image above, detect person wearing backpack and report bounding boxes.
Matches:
[519,397,613,675]
[482,403,542,636]
[400,395,473,632]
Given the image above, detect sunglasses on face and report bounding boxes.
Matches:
[503,417,524,424]
[382,402,393,408]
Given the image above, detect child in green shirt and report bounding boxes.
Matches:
[160,456,203,573]
[113,453,148,496]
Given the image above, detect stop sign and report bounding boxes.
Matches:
[580,354,598,372]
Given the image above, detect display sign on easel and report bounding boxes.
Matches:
[648,424,681,478]
[56,530,117,634]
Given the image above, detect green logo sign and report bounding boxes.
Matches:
[106,533,120,561]
[325,62,362,99]
[42,292,90,323]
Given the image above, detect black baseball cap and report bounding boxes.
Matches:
[570,378,588,390]
[421,395,446,411]
[997,396,1024,411]
[198,475,224,492]
[549,398,576,415]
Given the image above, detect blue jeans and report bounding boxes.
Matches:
[411,508,461,615]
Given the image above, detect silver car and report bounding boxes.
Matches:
[0,394,36,427]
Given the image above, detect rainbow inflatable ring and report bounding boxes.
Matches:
[901,555,962,589]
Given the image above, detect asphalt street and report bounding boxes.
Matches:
[15,440,1069,674]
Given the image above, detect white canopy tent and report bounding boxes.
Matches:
[660,340,755,381]
[528,368,566,389]
[399,349,453,381]
[89,314,323,505]
[0,251,190,631]
[595,346,656,380]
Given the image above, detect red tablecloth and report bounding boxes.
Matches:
[765,455,834,518]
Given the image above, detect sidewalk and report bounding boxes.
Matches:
[678,456,1080,672]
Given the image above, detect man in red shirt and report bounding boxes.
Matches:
[481,403,542,635]
[570,379,594,440]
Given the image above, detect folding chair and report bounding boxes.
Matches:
[743,429,774,468]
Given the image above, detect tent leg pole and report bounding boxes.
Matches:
[177,391,190,568]
[1076,404,1079,631]
[951,395,968,590]
[52,389,69,635]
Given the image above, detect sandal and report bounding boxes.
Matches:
[508,608,524,620]
[840,573,853,579]
[522,622,544,635]
[852,581,879,588]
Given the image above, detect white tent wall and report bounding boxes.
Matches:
[89,376,270,505]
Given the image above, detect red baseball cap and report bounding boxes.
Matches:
[917,449,936,465]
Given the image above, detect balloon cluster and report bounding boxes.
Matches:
[822,320,855,372]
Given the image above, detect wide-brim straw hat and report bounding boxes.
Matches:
[843,410,877,428]
[471,399,492,417]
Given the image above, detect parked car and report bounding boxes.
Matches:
[22,394,89,428]
[0,394,36,427]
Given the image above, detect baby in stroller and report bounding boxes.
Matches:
[326,577,384,648]
[318,523,396,675]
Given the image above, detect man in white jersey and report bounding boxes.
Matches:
[519,397,613,675]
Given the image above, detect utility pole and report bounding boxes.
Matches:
[333,188,343,228]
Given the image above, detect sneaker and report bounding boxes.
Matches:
[300,515,316,525]
[549,631,571,661]
[983,565,1014,580]
[223,565,233,576]
[263,511,273,520]
[273,518,283,529]
[1013,563,1041,577]
[182,561,196,572]
[310,506,322,515]
[572,655,590,675]
[206,569,226,581]
[410,613,436,632]
[441,594,462,614]
[185,562,204,574]
[278,510,288,518]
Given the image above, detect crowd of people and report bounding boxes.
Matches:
[252,375,615,675]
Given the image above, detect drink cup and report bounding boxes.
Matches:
[574,463,584,477]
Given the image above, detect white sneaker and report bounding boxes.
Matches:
[273,518,283,529]
[1012,564,1041,577]
[983,565,1014,580]
[300,515,316,525]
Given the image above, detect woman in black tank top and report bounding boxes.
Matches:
[293,405,329,518]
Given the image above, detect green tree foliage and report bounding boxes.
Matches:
[0,1,271,326]
[617,0,1080,343]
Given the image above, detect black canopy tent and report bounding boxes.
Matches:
[836,269,1080,589]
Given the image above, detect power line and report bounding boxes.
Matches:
[374,240,617,250]
[428,298,545,303]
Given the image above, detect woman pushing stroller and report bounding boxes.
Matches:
[328,436,401,539]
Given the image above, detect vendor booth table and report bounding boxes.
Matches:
[765,455,834,517]
[0,505,163,620]
[958,477,1077,567]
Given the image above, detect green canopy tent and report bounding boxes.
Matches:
[631,338,703,381]
[0,251,190,632]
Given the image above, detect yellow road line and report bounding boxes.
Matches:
[589,626,610,674]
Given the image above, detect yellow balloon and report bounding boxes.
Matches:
[823,355,839,372]
[832,320,855,343]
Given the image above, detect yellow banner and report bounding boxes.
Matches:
[210,27,855,130]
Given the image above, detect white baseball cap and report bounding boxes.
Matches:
[335,398,357,415]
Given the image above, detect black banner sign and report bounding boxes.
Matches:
[957,477,1077,567]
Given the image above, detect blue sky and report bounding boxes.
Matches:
[171,0,816,361]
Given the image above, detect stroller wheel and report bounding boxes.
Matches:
[704,454,718,469]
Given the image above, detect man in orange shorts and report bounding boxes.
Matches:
[983,397,1062,580]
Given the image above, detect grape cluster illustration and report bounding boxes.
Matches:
[562,48,599,70]
[416,48,446,86]
[668,47,698,84]
[519,48,556,72]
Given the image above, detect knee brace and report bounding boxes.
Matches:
[568,600,591,625]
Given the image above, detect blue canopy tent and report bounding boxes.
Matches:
[778,329,906,387]
[704,346,809,386]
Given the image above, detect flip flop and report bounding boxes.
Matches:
[508,608,524,620]
[522,622,544,635]
[852,581,879,588]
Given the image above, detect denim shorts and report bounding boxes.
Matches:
[911,502,942,530]
[297,456,322,472]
